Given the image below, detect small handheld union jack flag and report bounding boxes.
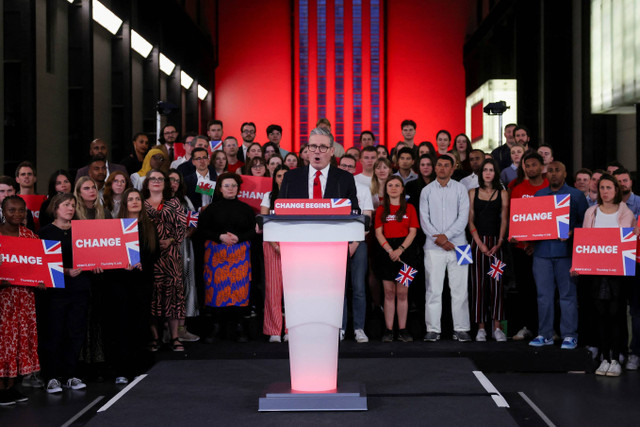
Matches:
[187,210,199,228]
[396,262,418,287]
[488,256,506,280]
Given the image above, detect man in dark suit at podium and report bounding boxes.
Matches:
[279,127,360,212]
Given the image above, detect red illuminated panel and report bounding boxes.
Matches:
[471,101,484,143]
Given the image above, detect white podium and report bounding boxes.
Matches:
[259,214,368,411]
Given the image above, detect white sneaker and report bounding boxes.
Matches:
[339,330,345,341]
[115,377,129,385]
[64,377,86,390]
[46,379,62,394]
[625,354,639,370]
[475,329,487,342]
[493,328,507,342]
[283,334,288,342]
[587,346,599,360]
[178,327,200,342]
[595,360,611,376]
[354,329,369,343]
[22,373,45,388]
[269,335,281,343]
[606,360,622,377]
[513,327,532,341]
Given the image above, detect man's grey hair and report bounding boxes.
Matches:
[309,127,334,146]
[190,135,209,147]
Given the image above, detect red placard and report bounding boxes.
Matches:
[508,194,570,241]
[0,236,65,288]
[273,198,352,215]
[19,194,47,229]
[237,175,272,213]
[71,219,140,270]
[571,228,637,276]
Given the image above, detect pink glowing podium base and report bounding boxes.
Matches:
[259,215,367,411]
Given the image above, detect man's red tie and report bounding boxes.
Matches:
[313,170,323,199]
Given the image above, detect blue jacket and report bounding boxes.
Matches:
[533,183,588,258]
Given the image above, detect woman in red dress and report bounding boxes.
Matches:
[0,196,41,406]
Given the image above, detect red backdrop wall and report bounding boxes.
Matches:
[214,0,469,153]
[215,0,293,151]
[385,0,469,148]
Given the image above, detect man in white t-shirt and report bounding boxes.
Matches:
[355,146,377,188]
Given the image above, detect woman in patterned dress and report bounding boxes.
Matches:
[0,196,41,406]
[143,169,187,351]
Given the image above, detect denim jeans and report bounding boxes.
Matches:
[343,242,367,331]
[532,256,578,339]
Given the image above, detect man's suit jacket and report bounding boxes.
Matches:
[185,166,217,211]
[279,165,360,212]
[75,161,127,181]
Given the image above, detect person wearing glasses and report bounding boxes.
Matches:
[237,122,258,163]
[197,173,257,342]
[244,156,269,178]
[184,147,217,211]
[158,125,179,162]
[279,127,359,211]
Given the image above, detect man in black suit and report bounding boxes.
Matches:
[184,147,217,211]
[279,127,359,212]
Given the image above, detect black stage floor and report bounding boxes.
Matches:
[87,358,518,426]
[3,340,639,426]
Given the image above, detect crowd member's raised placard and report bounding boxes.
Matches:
[0,235,65,288]
[71,219,140,270]
[237,175,272,213]
[273,198,352,215]
[571,227,637,276]
[508,194,570,241]
[19,194,47,229]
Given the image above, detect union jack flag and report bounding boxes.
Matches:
[330,198,351,208]
[42,239,65,288]
[396,262,418,287]
[210,140,223,151]
[187,210,199,228]
[488,256,506,281]
[121,218,140,266]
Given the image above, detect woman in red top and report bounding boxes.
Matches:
[374,176,419,343]
[0,196,41,406]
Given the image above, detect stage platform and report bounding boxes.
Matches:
[87,358,518,426]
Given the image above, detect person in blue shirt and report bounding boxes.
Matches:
[529,161,588,350]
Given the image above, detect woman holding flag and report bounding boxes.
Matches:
[374,176,419,343]
[580,174,636,377]
[467,158,509,342]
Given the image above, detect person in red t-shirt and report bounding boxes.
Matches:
[508,152,548,341]
[374,176,419,343]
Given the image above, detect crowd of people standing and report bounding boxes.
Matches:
[1,118,639,406]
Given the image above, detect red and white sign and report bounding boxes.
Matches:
[71,219,140,270]
[19,194,47,229]
[274,198,352,215]
[508,194,570,241]
[173,142,186,159]
[571,227,637,276]
[0,236,65,288]
[237,175,272,213]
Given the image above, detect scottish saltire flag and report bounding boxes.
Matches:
[488,256,507,280]
[121,218,141,266]
[455,244,473,265]
[396,262,418,287]
[554,194,571,239]
[43,239,65,288]
[187,211,199,228]
[210,140,223,151]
